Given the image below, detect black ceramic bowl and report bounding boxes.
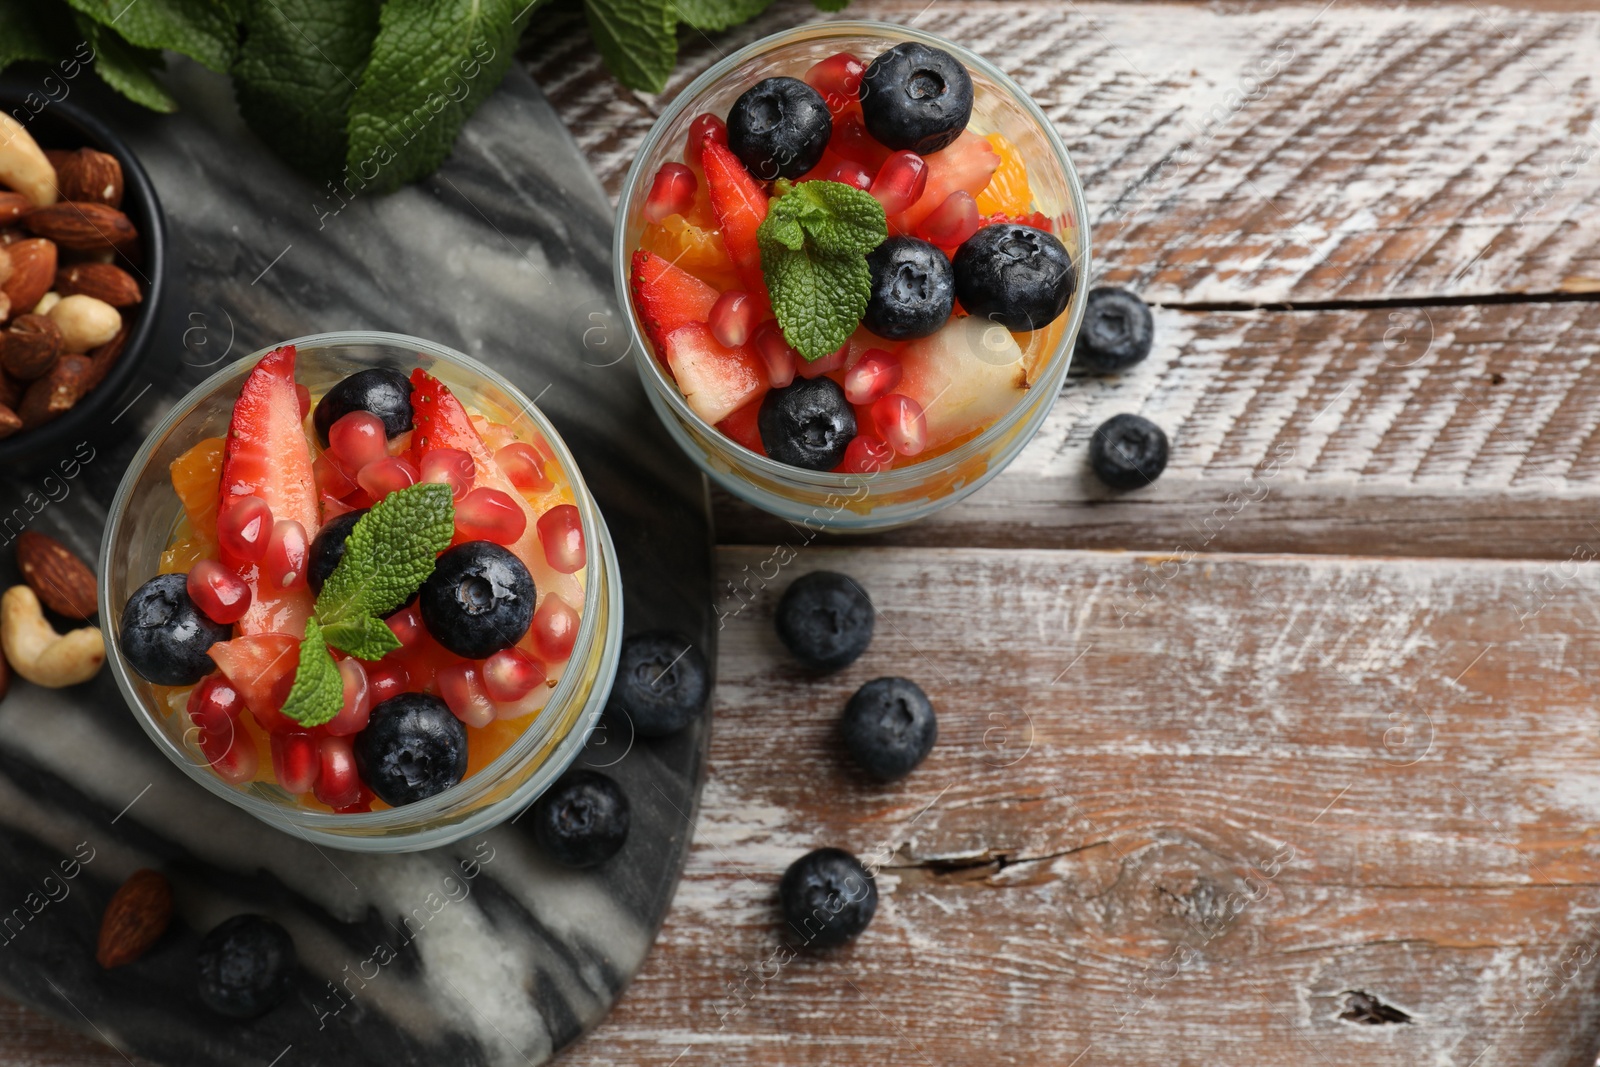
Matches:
[0,87,166,470]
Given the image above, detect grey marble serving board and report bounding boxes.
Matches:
[0,64,713,1066]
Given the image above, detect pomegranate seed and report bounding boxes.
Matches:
[496,442,551,490]
[841,434,896,473]
[366,662,409,706]
[186,559,252,624]
[709,290,760,348]
[915,190,981,248]
[324,658,372,737]
[644,162,698,224]
[218,495,272,562]
[685,113,728,167]
[832,113,891,170]
[844,349,904,405]
[870,151,928,216]
[271,731,320,794]
[313,453,358,500]
[805,52,866,113]
[191,701,256,784]
[455,487,527,545]
[826,160,874,190]
[327,410,389,473]
[188,673,244,722]
[249,697,298,735]
[537,504,585,573]
[386,603,426,650]
[531,594,579,662]
[438,661,495,728]
[483,648,546,703]
[356,456,419,500]
[871,393,928,456]
[419,447,475,499]
[313,735,361,808]
[263,519,309,590]
[753,321,797,388]
[795,341,851,380]
[295,383,311,420]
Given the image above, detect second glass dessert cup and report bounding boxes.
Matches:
[100,332,622,853]
[615,20,1091,531]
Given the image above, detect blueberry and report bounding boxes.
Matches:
[1076,287,1153,374]
[859,42,974,154]
[118,574,231,686]
[1089,413,1169,490]
[196,915,295,1019]
[354,693,468,806]
[606,631,708,738]
[726,76,832,180]
[312,367,414,447]
[775,570,873,672]
[306,508,365,595]
[840,677,937,781]
[863,236,954,340]
[419,541,536,658]
[780,848,877,948]
[531,769,630,868]
[953,223,1076,332]
[758,377,855,471]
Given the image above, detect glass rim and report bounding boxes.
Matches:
[612,18,1092,488]
[98,329,616,836]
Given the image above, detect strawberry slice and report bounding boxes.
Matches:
[890,132,1001,234]
[207,633,300,733]
[630,250,720,357]
[700,139,771,305]
[664,322,767,425]
[717,395,766,455]
[218,345,319,636]
[409,370,584,612]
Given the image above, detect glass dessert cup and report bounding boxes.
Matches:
[100,332,622,853]
[615,20,1091,531]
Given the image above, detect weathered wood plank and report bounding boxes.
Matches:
[714,300,1600,557]
[548,546,1600,1067]
[525,0,1600,305]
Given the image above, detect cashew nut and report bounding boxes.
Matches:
[48,294,120,352]
[1,586,103,687]
[0,114,58,207]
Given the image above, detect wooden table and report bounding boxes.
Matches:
[10,1,1600,1063]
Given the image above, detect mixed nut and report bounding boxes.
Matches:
[0,531,104,691]
[0,113,145,439]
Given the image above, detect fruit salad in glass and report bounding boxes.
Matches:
[101,334,620,851]
[618,21,1088,530]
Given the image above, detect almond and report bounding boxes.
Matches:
[17,353,91,429]
[55,262,140,307]
[96,869,172,969]
[0,404,18,441]
[1,314,61,380]
[1,239,56,322]
[16,531,97,619]
[84,322,129,391]
[0,366,21,409]
[52,149,122,209]
[24,202,136,252]
[0,193,26,224]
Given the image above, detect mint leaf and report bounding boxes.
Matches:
[66,0,239,72]
[585,0,675,92]
[316,481,454,657]
[233,0,379,182]
[671,0,773,32]
[280,619,344,728]
[77,17,178,113]
[758,180,886,360]
[321,614,401,662]
[345,0,533,194]
[810,0,849,11]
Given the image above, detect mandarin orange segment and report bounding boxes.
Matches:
[159,537,211,575]
[169,436,225,540]
[975,132,1033,217]
[465,716,525,777]
[640,214,736,279]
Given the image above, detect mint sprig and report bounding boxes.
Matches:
[279,482,455,727]
[758,180,888,362]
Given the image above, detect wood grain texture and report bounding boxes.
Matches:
[548,546,1600,1067]
[525,0,1600,305]
[715,300,1600,557]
